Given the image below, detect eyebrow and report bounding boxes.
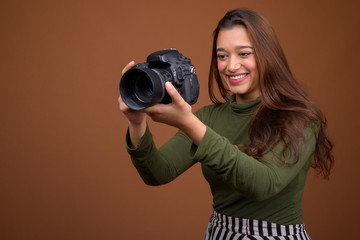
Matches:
[216,46,254,51]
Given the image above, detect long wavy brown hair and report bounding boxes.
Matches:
[208,8,334,178]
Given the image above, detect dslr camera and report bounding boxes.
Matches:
[119,49,200,110]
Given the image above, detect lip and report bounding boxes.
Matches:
[227,73,248,84]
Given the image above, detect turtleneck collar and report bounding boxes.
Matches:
[228,94,261,114]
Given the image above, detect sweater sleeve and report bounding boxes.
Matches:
[126,125,196,186]
[191,126,316,201]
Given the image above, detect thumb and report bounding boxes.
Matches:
[165,82,183,104]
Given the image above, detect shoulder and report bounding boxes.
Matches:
[194,102,228,119]
[195,103,227,115]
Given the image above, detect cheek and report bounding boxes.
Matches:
[217,60,226,72]
[247,59,257,73]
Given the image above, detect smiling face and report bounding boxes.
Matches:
[216,25,260,104]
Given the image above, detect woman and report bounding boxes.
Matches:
[118,8,334,240]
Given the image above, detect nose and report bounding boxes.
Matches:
[228,56,241,72]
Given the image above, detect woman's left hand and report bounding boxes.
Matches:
[143,81,207,145]
[143,82,192,129]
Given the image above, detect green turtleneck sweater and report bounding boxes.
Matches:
[126,96,316,225]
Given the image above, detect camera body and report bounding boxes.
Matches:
[119,49,200,110]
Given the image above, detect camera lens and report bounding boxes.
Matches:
[120,67,167,110]
[134,75,154,103]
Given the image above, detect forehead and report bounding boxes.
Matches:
[216,25,252,48]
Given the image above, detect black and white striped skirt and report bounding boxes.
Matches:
[205,211,311,240]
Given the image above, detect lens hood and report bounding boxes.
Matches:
[120,67,166,110]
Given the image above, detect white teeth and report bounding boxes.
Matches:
[229,74,247,80]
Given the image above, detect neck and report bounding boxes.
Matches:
[235,93,261,104]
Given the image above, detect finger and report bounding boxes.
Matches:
[165,81,184,104]
[118,96,128,111]
[122,61,135,75]
[118,95,132,111]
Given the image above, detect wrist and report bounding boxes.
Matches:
[128,120,147,148]
[128,119,146,128]
[179,113,206,146]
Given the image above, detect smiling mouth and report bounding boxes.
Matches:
[227,73,248,83]
[229,74,247,80]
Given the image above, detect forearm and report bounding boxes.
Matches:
[126,126,196,185]
[178,113,207,146]
[192,127,316,200]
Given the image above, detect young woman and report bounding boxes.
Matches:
[118,8,334,240]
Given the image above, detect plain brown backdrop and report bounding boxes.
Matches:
[1,0,359,239]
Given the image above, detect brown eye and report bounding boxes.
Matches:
[217,54,227,60]
[239,52,253,58]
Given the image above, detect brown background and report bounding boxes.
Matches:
[1,0,359,239]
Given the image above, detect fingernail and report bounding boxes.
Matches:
[165,81,173,90]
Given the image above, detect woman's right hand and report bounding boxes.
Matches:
[118,61,147,148]
[118,61,146,124]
